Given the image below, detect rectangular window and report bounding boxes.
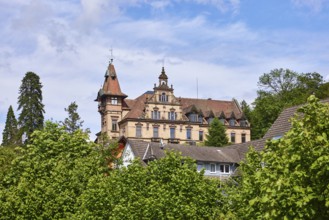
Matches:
[197,163,204,172]
[210,163,216,173]
[168,111,176,120]
[111,119,117,131]
[136,125,142,138]
[152,110,160,119]
[153,127,159,138]
[170,127,175,139]
[241,133,246,143]
[231,132,236,143]
[111,97,118,105]
[199,131,203,141]
[219,164,230,174]
[186,128,192,140]
[240,120,246,127]
[189,114,198,122]
[229,119,235,126]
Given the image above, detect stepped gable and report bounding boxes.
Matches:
[180,98,243,119]
[101,63,127,97]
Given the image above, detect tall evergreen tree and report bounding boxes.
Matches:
[205,117,229,147]
[17,72,45,142]
[2,105,19,146]
[62,101,84,133]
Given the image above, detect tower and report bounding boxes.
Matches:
[95,60,127,139]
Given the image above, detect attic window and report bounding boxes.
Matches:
[188,113,198,122]
[229,118,235,126]
[159,92,168,102]
[240,119,247,127]
[207,117,214,124]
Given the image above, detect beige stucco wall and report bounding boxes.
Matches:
[120,120,250,145]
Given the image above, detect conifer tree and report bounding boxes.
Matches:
[2,105,19,146]
[17,72,45,141]
[205,117,229,147]
[62,101,84,133]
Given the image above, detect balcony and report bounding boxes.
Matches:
[168,138,180,144]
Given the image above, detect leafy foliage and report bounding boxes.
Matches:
[62,101,84,133]
[229,96,329,219]
[75,151,222,219]
[0,147,20,184]
[205,117,229,147]
[0,122,106,219]
[250,69,325,139]
[1,105,19,146]
[17,72,45,142]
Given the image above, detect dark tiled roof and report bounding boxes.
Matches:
[126,139,150,165]
[180,98,243,119]
[263,98,329,140]
[224,138,267,160]
[133,142,242,163]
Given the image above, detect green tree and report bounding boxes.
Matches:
[0,147,20,183]
[0,121,107,219]
[76,151,223,219]
[1,106,19,146]
[62,101,84,133]
[17,72,45,142]
[205,117,229,146]
[230,95,329,219]
[250,69,325,139]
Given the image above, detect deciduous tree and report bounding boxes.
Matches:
[230,96,329,219]
[76,151,223,219]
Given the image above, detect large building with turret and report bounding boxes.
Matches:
[95,61,250,145]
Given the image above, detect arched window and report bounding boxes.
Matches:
[159,92,168,102]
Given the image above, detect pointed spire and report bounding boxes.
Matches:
[101,61,127,98]
[159,67,168,80]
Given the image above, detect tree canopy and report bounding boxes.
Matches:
[62,101,84,133]
[205,117,229,147]
[0,122,223,219]
[250,68,326,139]
[1,105,19,146]
[17,72,45,142]
[229,96,329,219]
[75,151,222,219]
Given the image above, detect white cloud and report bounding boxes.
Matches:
[291,0,328,12]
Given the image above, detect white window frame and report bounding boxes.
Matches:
[219,164,230,174]
[111,97,118,105]
[210,163,216,173]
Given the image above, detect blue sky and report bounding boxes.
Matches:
[1,0,329,141]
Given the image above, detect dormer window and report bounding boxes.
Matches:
[159,92,168,102]
[220,119,225,124]
[207,117,214,124]
[188,113,198,122]
[240,119,247,127]
[229,118,235,126]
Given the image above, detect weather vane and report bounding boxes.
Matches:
[109,48,114,63]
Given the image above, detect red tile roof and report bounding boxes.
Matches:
[102,63,127,97]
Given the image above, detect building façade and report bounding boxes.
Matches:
[95,61,251,145]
